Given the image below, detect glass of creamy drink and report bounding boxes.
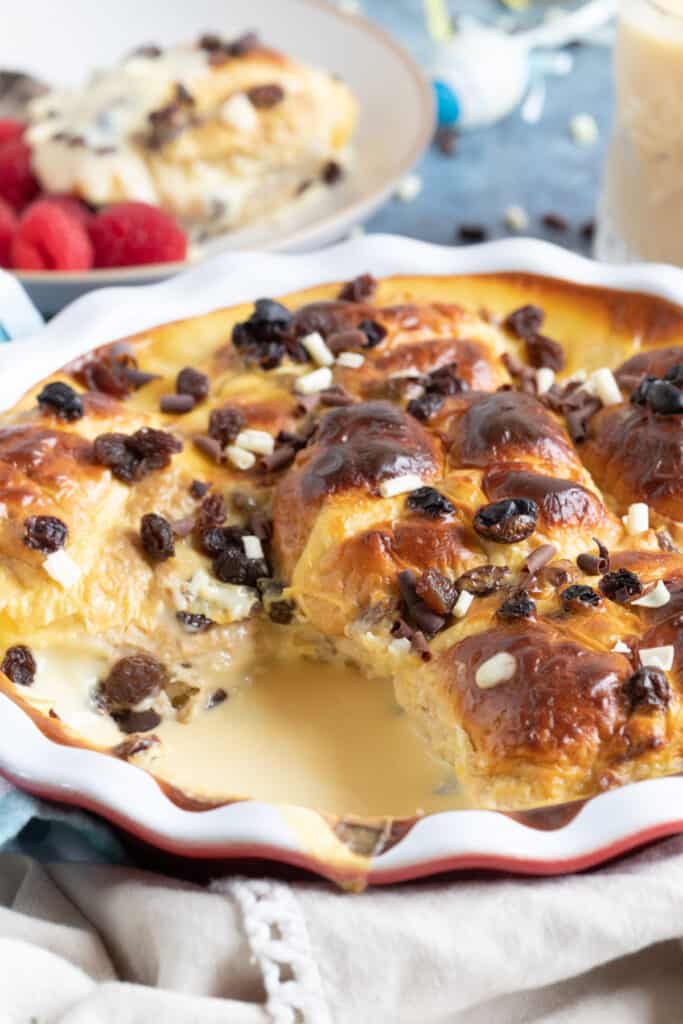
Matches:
[595,0,683,264]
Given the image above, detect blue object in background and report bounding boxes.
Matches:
[433,78,461,126]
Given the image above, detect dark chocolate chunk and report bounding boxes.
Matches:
[337,273,377,303]
[398,569,446,639]
[407,390,444,422]
[193,435,223,463]
[37,381,84,422]
[322,160,343,185]
[473,498,538,544]
[542,212,569,231]
[358,319,387,349]
[577,537,610,576]
[457,224,488,244]
[232,298,293,369]
[160,393,195,414]
[1,645,36,686]
[113,734,160,758]
[207,688,228,709]
[140,513,175,562]
[176,366,209,402]
[23,515,68,553]
[189,479,210,499]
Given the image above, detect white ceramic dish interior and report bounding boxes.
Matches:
[1,0,433,315]
[4,235,683,885]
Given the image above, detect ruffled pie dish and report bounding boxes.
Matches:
[3,237,683,888]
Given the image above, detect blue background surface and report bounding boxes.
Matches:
[364,0,612,255]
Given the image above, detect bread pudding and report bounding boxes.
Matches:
[2,268,683,813]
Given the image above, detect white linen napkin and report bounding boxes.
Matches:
[1,834,683,1023]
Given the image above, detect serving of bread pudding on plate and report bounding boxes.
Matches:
[23,32,356,236]
[2,267,683,814]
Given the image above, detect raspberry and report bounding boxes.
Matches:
[89,202,187,268]
[0,137,39,210]
[0,120,26,145]
[44,193,94,228]
[11,199,94,270]
[0,196,18,267]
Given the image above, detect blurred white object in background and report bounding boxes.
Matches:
[596,0,683,265]
[430,0,617,129]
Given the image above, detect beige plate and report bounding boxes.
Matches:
[2,0,433,315]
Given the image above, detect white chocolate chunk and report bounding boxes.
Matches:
[225,445,256,470]
[622,502,649,537]
[388,637,412,656]
[185,569,255,622]
[536,367,555,395]
[235,429,274,455]
[301,331,335,367]
[452,589,474,620]
[395,173,422,202]
[295,367,333,395]
[612,640,631,654]
[337,351,365,369]
[475,652,517,689]
[220,93,259,132]
[43,550,82,589]
[379,474,424,499]
[504,204,529,232]
[588,367,622,407]
[639,645,674,672]
[570,113,599,146]
[632,580,670,609]
[242,535,264,561]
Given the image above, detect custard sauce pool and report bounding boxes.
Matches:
[150,659,468,817]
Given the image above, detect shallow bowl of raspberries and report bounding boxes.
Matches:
[0,117,191,313]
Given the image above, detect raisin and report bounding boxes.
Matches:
[473,498,538,544]
[406,486,455,519]
[623,667,671,713]
[337,273,377,303]
[1,645,36,686]
[497,590,536,621]
[456,564,511,595]
[189,480,210,499]
[196,494,227,535]
[561,584,602,612]
[415,569,458,616]
[113,734,159,758]
[140,513,175,562]
[358,319,386,348]
[232,298,293,369]
[23,515,68,553]
[247,83,285,108]
[644,380,683,415]
[208,405,245,446]
[504,304,545,342]
[201,525,245,557]
[113,708,162,734]
[176,366,209,403]
[457,224,488,244]
[268,599,296,624]
[213,546,267,587]
[176,611,214,633]
[37,381,83,421]
[407,390,444,422]
[599,569,643,604]
[526,334,565,372]
[93,428,181,483]
[99,653,167,710]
